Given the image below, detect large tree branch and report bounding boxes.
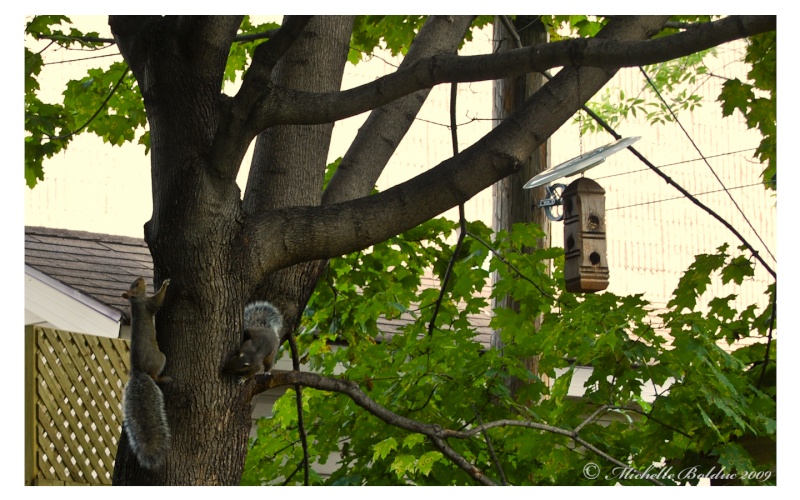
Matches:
[243,15,772,135]
[244,16,672,277]
[322,15,476,205]
[257,371,664,485]
[212,16,313,179]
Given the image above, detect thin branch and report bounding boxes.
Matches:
[446,418,665,485]
[235,29,280,43]
[428,83,468,337]
[36,23,278,53]
[758,290,777,389]
[45,64,130,142]
[33,33,116,46]
[258,370,664,485]
[499,16,522,48]
[405,383,439,413]
[623,406,692,439]
[431,435,496,486]
[288,333,310,486]
[573,404,613,434]
[467,230,557,302]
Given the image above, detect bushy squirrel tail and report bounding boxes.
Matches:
[123,371,170,469]
[244,301,284,333]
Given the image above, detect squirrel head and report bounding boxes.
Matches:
[122,277,147,300]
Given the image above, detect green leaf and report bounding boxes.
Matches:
[402,433,425,449]
[389,454,417,479]
[372,436,398,461]
[417,451,443,476]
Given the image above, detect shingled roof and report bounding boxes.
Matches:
[25,226,154,322]
[24,226,493,344]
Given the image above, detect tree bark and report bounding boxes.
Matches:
[110,15,253,485]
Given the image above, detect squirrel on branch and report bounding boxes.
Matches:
[121,276,171,470]
[224,301,284,381]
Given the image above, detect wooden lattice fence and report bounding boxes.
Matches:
[25,326,130,486]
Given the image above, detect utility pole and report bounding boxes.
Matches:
[491,16,550,394]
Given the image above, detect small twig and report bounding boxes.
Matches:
[499,15,523,49]
[466,230,557,302]
[431,435,497,486]
[282,461,302,486]
[405,383,439,413]
[33,33,116,46]
[471,404,508,485]
[624,406,692,439]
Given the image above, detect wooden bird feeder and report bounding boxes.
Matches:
[562,177,609,293]
[523,137,640,294]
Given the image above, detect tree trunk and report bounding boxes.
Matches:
[491,16,550,394]
[110,16,253,485]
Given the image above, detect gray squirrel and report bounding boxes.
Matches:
[224,301,284,380]
[121,277,171,470]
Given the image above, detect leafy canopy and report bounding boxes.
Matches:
[244,217,775,485]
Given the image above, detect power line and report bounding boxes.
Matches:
[608,182,763,211]
[593,148,758,181]
[639,66,776,264]
[566,83,776,280]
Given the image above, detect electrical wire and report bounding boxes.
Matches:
[639,66,776,264]
[608,182,763,211]
[593,148,758,181]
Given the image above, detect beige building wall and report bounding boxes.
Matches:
[25,18,775,312]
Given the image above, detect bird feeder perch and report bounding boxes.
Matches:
[562,178,609,293]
